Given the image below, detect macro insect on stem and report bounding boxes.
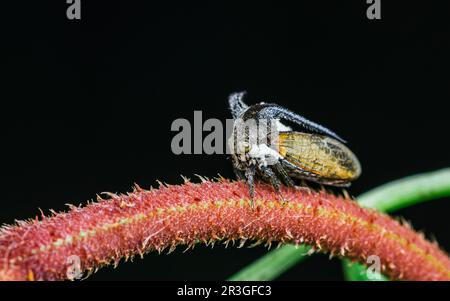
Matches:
[227,92,362,206]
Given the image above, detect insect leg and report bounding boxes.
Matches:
[259,165,281,193]
[245,164,256,207]
[278,160,315,193]
[231,156,246,181]
[233,167,246,181]
[272,162,295,188]
[259,165,287,204]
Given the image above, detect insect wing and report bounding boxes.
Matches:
[278,132,361,182]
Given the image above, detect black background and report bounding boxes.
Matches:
[1,0,449,280]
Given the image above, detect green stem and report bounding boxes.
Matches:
[358,168,450,212]
[227,245,310,281]
[342,259,388,281]
[228,168,450,281]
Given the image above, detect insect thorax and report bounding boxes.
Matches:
[228,111,284,169]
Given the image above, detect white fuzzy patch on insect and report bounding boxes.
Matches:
[275,119,292,132]
[247,143,282,167]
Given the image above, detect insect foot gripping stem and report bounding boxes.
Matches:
[0,179,449,281]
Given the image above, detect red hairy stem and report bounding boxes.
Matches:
[0,180,449,281]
